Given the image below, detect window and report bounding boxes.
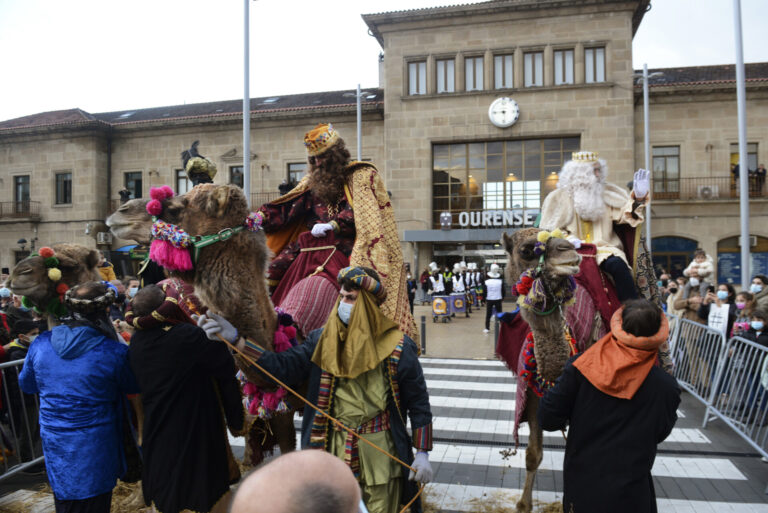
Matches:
[431,137,580,228]
[175,169,191,194]
[651,236,698,278]
[230,166,244,188]
[14,175,30,214]
[585,47,605,83]
[554,49,574,85]
[288,163,307,183]
[652,146,680,199]
[465,56,483,91]
[408,61,426,95]
[494,54,513,89]
[729,142,758,173]
[524,52,543,87]
[124,172,142,199]
[55,172,72,204]
[436,59,455,93]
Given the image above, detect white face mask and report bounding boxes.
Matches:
[128,287,138,298]
[751,283,763,294]
[689,277,700,287]
[337,301,353,325]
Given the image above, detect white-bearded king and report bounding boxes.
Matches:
[539,151,650,301]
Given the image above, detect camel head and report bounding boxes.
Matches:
[502,228,581,291]
[106,198,152,244]
[159,183,249,237]
[8,243,101,312]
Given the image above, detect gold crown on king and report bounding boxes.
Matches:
[571,151,599,163]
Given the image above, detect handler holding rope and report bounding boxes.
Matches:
[198,266,433,513]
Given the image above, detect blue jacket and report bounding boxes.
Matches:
[19,325,139,500]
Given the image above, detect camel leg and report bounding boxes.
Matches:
[517,390,543,513]
[271,412,298,454]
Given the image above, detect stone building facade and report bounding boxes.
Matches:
[1,0,767,283]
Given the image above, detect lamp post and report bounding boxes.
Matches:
[17,239,27,252]
[243,0,253,208]
[635,65,663,257]
[344,86,373,161]
[733,0,750,289]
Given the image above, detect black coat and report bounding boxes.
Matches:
[253,329,432,513]
[538,355,680,513]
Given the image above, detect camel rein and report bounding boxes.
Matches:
[215,332,424,513]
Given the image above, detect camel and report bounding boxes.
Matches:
[106,198,151,245]
[8,244,101,327]
[501,228,582,513]
[150,184,298,463]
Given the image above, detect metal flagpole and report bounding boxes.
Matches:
[643,64,652,256]
[734,0,750,288]
[356,84,362,161]
[243,0,251,209]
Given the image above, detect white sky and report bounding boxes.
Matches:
[0,0,766,122]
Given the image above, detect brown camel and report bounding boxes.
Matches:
[154,184,299,462]
[106,198,151,245]
[502,228,582,513]
[8,244,101,327]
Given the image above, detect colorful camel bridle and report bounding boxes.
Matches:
[146,186,264,271]
[19,246,69,317]
[514,228,576,316]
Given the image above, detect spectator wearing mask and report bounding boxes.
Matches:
[698,283,737,338]
[732,291,756,338]
[124,276,140,301]
[682,249,714,299]
[751,275,768,312]
[538,300,680,513]
[5,319,40,460]
[108,279,128,321]
[406,273,416,314]
[657,273,671,303]
[483,264,504,334]
[740,309,768,425]
[19,282,139,513]
[665,278,685,318]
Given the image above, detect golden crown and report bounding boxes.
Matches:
[304,123,340,156]
[571,151,599,163]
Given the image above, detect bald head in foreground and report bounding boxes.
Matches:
[230,450,362,513]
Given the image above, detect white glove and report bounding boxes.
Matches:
[196,312,238,343]
[408,452,433,484]
[566,236,582,249]
[311,223,333,238]
[633,168,650,200]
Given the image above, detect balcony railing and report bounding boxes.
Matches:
[0,201,41,220]
[251,192,280,208]
[653,176,766,201]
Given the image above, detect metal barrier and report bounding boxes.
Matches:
[0,358,44,481]
[703,336,768,460]
[668,318,727,404]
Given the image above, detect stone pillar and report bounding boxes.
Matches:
[544,45,554,87]
[485,49,493,91]
[575,42,585,84]
[513,49,524,89]
[426,54,436,95]
[456,52,465,93]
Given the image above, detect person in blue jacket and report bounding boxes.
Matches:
[198,266,433,513]
[20,281,139,513]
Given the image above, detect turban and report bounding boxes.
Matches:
[338,266,387,304]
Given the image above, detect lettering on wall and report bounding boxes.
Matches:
[456,210,539,228]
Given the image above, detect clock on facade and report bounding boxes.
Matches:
[488,97,520,128]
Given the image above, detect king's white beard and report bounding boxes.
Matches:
[570,182,605,222]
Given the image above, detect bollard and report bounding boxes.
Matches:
[420,315,426,355]
[494,316,500,353]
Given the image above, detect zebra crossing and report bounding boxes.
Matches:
[228,356,768,512]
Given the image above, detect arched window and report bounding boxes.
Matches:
[651,236,699,277]
[717,235,768,284]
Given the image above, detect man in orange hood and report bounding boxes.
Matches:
[538,299,680,513]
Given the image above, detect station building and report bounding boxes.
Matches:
[2,0,768,283]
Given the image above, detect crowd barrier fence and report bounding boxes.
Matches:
[0,358,44,482]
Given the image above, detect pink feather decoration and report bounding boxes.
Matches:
[273,328,292,352]
[149,187,165,201]
[146,199,162,216]
[283,325,297,340]
[149,240,193,271]
[161,185,174,198]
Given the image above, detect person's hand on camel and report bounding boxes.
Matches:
[633,168,650,200]
[311,223,334,238]
[196,312,238,343]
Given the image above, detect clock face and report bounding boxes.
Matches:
[488,97,520,128]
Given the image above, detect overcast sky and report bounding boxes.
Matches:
[0,0,766,122]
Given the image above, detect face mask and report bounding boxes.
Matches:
[752,320,764,331]
[669,287,678,294]
[337,301,353,325]
[736,302,746,310]
[128,287,138,298]
[26,334,37,344]
[656,280,663,288]
[689,278,700,287]
[716,290,728,301]
[751,283,763,294]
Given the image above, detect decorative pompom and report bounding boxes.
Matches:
[262,391,280,411]
[273,329,292,352]
[149,240,193,271]
[146,199,163,216]
[56,283,69,295]
[244,211,264,232]
[536,231,551,243]
[160,185,174,198]
[47,268,62,282]
[21,296,33,309]
[44,256,59,268]
[283,325,297,340]
[551,228,565,239]
[150,187,166,201]
[39,247,55,258]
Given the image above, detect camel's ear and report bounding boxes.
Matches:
[501,232,514,254]
[85,250,100,270]
[203,186,232,218]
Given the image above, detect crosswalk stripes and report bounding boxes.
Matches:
[227,356,768,511]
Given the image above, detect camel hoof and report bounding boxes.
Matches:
[516,500,532,513]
